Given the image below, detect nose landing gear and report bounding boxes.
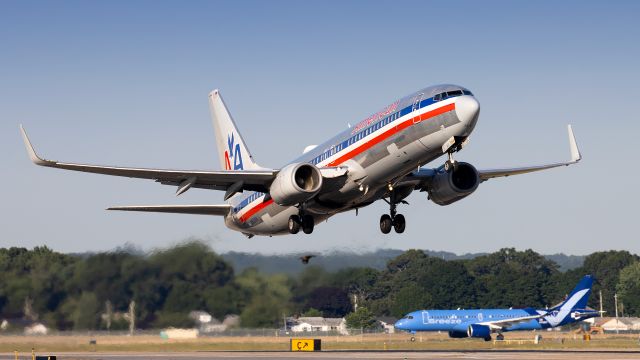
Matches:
[380,197,406,234]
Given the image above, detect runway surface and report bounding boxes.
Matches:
[4,350,639,360]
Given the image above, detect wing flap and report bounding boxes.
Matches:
[107,204,231,216]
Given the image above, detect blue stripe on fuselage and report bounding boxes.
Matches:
[230,88,470,214]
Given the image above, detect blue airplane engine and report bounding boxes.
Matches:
[448,330,468,338]
[467,324,491,340]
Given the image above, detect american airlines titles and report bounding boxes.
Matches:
[351,101,399,135]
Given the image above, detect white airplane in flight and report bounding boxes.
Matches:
[21,84,581,237]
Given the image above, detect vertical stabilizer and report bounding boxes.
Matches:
[546,275,593,326]
[561,275,593,310]
[208,89,262,170]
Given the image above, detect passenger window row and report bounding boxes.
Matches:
[310,89,472,166]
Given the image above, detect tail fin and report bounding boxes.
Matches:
[208,89,262,171]
[546,275,593,326]
[559,275,593,311]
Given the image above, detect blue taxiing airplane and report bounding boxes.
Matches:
[395,275,599,341]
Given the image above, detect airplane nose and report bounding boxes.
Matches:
[455,96,480,129]
[394,320,405,330]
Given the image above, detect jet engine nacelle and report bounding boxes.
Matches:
[428,162,480,206]
[270,163,323,206]
[467,324,491,339]
[448,330,469,338]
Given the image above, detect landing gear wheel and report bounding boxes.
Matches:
[380,214,392,234]
[288,215,301,234]
[484,336,492,342]
[393,214,406,233]
[410,336,416,342]
[301,215,314,234]
[496,334,504,341]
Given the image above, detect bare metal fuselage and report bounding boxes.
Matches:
[225,84,480,235]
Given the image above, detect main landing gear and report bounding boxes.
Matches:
[288,213,314,235]
[380,198,406,234]
[443,151,458,173]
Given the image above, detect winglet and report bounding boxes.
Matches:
[19,125,52,166]
[568,125,581,163]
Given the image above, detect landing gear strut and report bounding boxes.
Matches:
[444,151,458,173]
[380,195,406,234]
[288,212,314,235]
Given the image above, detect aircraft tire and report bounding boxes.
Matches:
[380,214,392,234]
[302,215,314,234]
[484,336,492,342]
[393,214,406,233]
[496,334,504,341]
[288,215,301,234]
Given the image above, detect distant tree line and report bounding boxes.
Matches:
[0,243,639,330]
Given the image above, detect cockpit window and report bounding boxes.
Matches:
[403,315,414,320]
[434,89,470,102]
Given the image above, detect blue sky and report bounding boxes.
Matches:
[2,1,639,255]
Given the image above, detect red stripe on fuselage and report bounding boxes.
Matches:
[239,198,274,223]
[238,102,456,223]
[328,102,455,166]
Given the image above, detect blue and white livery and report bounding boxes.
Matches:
[394,275,599,341]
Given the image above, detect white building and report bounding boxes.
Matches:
[592,317,640,332]
[376,317,398,334]
[289,317,348,335]
[600,317,640,331]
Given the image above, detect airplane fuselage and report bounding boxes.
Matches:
[396,309,551,333]
[225,84,480,235]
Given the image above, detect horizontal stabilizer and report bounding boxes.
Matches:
[107,204,231,216]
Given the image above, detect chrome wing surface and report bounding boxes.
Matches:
[107,204,231,216]
[402,125,581,188]
[477,125,581,181]
[20,126,277,195]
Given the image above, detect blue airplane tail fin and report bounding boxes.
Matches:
[554,275,593,311]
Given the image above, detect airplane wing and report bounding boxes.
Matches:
[107,204,231,216]
[476,313,546,331]
[476,125,581,181]
[20,126,276,196]
[401,125,581,189]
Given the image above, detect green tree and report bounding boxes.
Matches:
[302,308,323,317]
[71,292,101,330]
[465,248,559,308]
[579,251,639,313]
[616,261,640,316]
[345,307,377,329]
[389,284,432,318]
[304,286,351,317]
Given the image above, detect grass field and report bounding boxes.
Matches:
[1,332,639,353]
